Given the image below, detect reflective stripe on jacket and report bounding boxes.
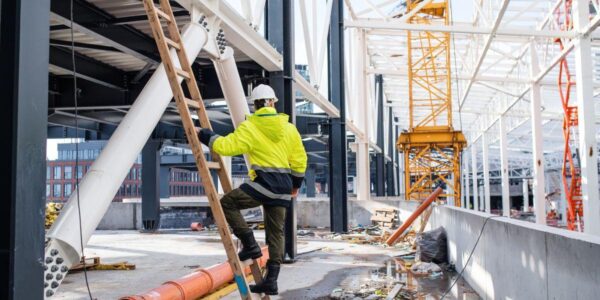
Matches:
[208,107,307,207]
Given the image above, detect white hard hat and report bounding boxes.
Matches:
[249,84,278,102]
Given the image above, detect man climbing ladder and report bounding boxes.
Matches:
[197,84,308,295]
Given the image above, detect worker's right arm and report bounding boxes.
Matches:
[198,122,254,156]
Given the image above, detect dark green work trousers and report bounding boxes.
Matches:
[220,188,286,265]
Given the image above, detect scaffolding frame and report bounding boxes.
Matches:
[397,0,466,203]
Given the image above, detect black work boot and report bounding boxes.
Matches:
[250,262,280,295]
[236,230,262,261]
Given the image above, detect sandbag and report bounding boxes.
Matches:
[415,226,447,264]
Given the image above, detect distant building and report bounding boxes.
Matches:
[46,141,205,202]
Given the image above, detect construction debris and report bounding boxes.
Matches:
[410,262,441,276]
[371,208,399,228]
[45,202,63,229]
[70,256,136,272]
[415,227,448,264]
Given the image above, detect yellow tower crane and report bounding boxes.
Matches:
[397,0,466,204]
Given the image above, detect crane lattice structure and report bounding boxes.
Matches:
[397,0,466,204]
[555,0,584,231]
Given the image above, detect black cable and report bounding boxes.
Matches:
[70,0,94,298]
[440,215,503,299]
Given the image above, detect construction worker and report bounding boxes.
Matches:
[197,84,307,295]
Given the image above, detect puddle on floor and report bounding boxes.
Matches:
[332,257,480,300]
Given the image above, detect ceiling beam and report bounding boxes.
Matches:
[50,0,160,64]
[49,46,127,90]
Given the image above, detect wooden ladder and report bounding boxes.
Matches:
[142,1,268,299]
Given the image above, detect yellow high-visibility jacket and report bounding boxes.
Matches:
[206,107,307,206]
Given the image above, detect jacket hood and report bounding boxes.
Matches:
[248,107,288,143]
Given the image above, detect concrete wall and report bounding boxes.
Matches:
[296,197,420,228]
[430,206,600,300]
[97,202,142,230]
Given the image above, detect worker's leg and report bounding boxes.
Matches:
[250,204,286,295]
[220,188,261,236]
[263,205,287,264]
[220,188,263,261]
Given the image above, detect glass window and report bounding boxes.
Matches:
[64,183,72,197]
[77,165,84,179]
[46,167,51,180]
[54,166,62,179]
[53,184,61,198]
[46,184,50,197]
[64,166,72,179]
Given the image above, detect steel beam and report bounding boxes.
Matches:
[471,145,479,211]
[529,41,546,225]
[305,168,316,198]
[0,0,49,297]
[49,46,127,90]
[142,139,161,232]
[177,0,283,71]
[463,151,470,209]
[50,0,159,64]
[266,0,297,261]
[499,116,511,217]
[386,106,396,196]
[523,179,530,212]
[328,0,348,233]
[482,133,491,213]
[459,0,510,110]
[345,20,576,39]
[573,0,600,235]
[375,75,385,196]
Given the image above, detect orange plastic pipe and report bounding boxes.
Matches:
[121,247,269,300]
[385,187,443,246]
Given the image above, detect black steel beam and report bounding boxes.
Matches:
[266,0,297,262]
[386,106,396,196]
[0,0,49,298]
[328,0,348,233]
[142,139,162,231]
[50,0,160,64]
[266,0,295,119]
[109,10,189,25]
[50,39,120,52]
[50,46,127,90]
[375,75,385,196]
[305,168,316,197]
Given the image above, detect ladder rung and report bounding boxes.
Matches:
[206,161,221,170]
[154,7,172,22]
[175,68,191,79]
[185,98,200,109]
[164,37,181,50]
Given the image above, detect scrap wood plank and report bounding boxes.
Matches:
[385,284,402,300]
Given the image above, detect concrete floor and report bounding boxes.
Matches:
[54,230,396,299]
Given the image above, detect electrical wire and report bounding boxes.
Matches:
[70,0,94,298]
[440,215,503,299]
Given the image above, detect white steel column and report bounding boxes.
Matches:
[482,133,491,213]
[522,179,529,212]
[529,41,546,225]
[355,29,370,201]
[471,145,479,211]
[464,151,471,209]
[573,0,600,235]
[499,116,510,217]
